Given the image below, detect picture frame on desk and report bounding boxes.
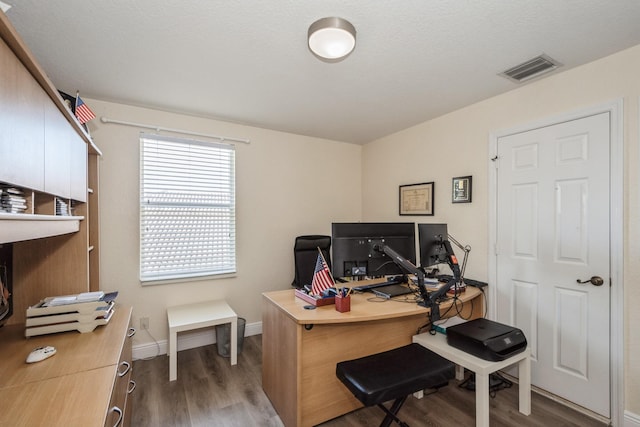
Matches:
[399,182,434,216]
[452,176,472,203]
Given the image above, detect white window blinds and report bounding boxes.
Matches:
[140,133,236,282]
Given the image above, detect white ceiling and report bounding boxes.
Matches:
[5,1,640,144]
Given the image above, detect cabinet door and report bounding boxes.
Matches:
[0,38,45,190]
[70,131,87,202]
[44,100,71,198]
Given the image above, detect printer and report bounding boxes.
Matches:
[446,318,527,361]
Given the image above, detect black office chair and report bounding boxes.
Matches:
[291,235,331,289]
[336,343,454,427]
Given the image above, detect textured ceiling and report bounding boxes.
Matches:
[5,1,640,144]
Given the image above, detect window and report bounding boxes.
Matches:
[140,133,236,282]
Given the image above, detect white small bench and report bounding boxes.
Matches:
[167,300,238,381]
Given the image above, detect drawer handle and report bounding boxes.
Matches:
[127,379,137,394]
[110,406,123,427]
[128,327,137,338]
[118,361,131,377]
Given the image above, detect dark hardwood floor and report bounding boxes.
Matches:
[131,335,606,427]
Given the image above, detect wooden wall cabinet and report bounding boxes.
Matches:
[44,96,89,202]
[0,34,88,202]
[0,10,127,426]
[0,11,102,323]
[0,35,45,192]
[71,131,88,202]
[44,97,72,198]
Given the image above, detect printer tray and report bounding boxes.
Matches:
[446,318,527,361]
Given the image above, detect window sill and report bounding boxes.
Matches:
[140,272,237,286]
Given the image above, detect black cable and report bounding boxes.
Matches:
[458,371,513,397]
[480,287,487,317]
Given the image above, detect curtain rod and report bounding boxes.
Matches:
[100,117,251,144]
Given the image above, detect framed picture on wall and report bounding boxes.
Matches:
[399,182,434,216]
[452,176,472,203]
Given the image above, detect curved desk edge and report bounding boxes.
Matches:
[262,286,484,325]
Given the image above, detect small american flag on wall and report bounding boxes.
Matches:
[75,95,96,124]
[311,248,334,295]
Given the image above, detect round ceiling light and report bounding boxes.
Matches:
[308,17,356,62]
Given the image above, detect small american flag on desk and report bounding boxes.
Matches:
[311,248,335,296]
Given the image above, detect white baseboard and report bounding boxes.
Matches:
[132,320,262,360]
[625,410,640,427]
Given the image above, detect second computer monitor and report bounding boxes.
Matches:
[418,223,449,268]
[331,222,416,279]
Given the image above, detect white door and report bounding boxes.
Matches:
[495,112,610,417]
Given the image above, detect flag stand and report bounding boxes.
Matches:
[294,289,335,306]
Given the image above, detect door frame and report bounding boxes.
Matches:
[488,99,624,425]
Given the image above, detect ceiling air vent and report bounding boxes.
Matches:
[500,54,561,83]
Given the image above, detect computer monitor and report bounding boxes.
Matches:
[418,223,449,268]
[331,222,416,279]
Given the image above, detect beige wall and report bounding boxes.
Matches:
[361,45,640,416]
[86,99,362,348]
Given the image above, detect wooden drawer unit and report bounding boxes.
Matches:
[106,325,135,427]
[0,306,133,426]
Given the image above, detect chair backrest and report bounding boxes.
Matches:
[292,235,331,288]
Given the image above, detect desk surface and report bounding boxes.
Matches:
[263,285,483,325]
[0,305,132,389]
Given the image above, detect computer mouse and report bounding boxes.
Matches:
[26,346,57,363]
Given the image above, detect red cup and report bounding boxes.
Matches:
[335,295,351,312]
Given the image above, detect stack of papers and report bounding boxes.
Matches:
[46,291,105,306]
[25,291,118,337]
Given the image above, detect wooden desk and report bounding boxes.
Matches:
[262,286,484,427]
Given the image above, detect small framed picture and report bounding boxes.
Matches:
[452,176,472,203]
[399,182,434,216]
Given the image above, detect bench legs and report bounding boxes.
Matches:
[379,396,410,427]
[169,329,178,381]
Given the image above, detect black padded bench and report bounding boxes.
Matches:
[336,343,455,427]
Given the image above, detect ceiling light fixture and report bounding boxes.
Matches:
[308,17,356,62]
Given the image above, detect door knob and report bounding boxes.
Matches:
[576,276,604,286]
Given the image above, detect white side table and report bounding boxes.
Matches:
[413,331,530,427]
[167,300,238,381]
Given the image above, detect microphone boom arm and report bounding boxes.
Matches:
[446,233,471,284]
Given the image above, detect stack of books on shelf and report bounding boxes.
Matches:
[0,186,27,213]
[25,291,118,337]
[55,198,70,216]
